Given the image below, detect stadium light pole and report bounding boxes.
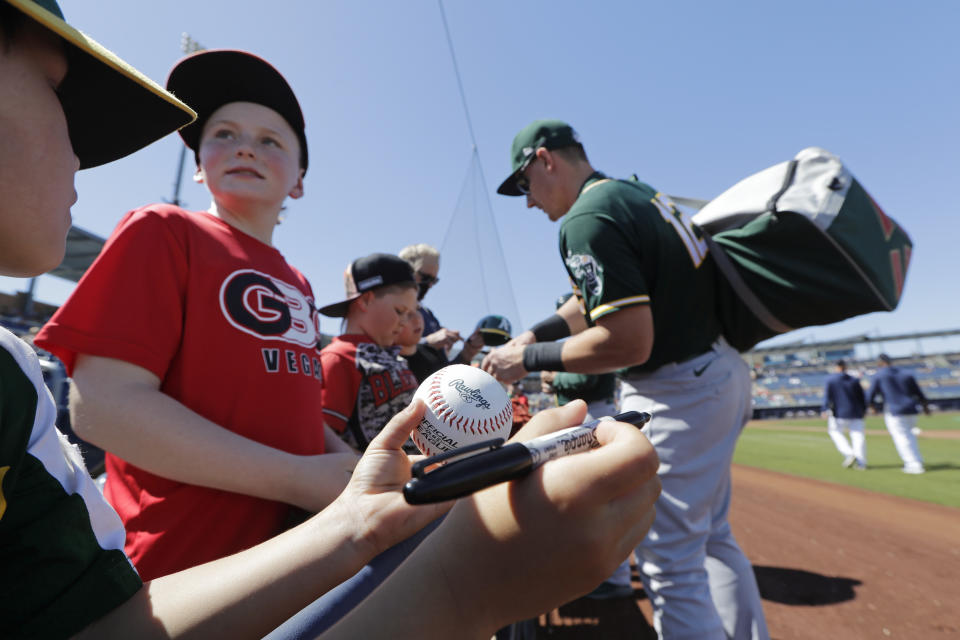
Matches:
[168,33,205,207]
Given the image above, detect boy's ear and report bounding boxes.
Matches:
[288,169,305,200]
[355,290,375,312]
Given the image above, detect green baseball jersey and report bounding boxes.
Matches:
[559,172,721,373]
[0,328,141,638]
[550,372,617,406]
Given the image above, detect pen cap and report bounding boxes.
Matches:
[403,443,532,505]
[613,411,652,428]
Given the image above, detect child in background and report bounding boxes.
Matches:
[319,253,420,451]
[34,48,358,580]
[396,304,440,383]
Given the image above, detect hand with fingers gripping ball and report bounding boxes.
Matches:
[323,399,662,639]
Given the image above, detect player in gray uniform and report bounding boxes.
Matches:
[484,120,768,640]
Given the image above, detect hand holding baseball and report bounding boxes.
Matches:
[439,400,661,629]
[325,400,661,638]
[330,399,452,558]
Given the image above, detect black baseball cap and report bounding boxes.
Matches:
[497,119,581,196]
[4,0,196,169]
[319,253,416,318]
[166,49,308,173]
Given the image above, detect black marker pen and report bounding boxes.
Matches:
[403,410,651,505]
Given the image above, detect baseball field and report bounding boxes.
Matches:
[534,412,960,639]
[735,412,960,508]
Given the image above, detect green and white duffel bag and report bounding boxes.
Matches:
[691,147,913,351]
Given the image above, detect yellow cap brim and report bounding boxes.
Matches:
[7,0,196,168]
[479,327,512,346]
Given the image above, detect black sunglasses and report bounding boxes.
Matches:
[417,271,439,286]
[515,153,539,194]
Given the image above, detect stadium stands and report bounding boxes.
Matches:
[751,353,960,418]
[4,311,959,427]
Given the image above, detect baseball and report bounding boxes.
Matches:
[411,364,513,457]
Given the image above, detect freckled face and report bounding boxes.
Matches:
[361,287,419,347]
[195,101,303,213]
[0,21,76,276]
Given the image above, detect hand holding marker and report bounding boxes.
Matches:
[404,411,652,504]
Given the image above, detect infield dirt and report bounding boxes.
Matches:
[535,464,960,639]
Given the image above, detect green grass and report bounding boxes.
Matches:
[750,412,960,431]
[733,413,960,508]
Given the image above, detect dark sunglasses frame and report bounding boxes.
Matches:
[417,271,440,287]
[515,152,539,194]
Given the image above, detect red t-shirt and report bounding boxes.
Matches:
[320,334,418,451]
[35,204,325,580]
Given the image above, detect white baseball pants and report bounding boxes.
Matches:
[585,397,633,587]
[827,416,866,466]
[621,338,768,640]
[883,413,924,469]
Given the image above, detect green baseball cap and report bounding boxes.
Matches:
[475,314,512,346]
[496,119,580,196]
[5,0,196,169]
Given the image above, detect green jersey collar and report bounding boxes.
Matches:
[578,171,609,197]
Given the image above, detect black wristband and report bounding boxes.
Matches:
[529,314,571,343]
[522,342,566,372]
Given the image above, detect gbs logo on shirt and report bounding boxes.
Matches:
[219,269,320,348]
[565,252,603,298]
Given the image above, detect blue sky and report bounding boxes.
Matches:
[4,0,958,357]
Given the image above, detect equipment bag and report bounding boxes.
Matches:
[690,147,913,352]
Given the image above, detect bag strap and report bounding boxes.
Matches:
[766,159,799,214]
[703,158,798,334]
[588,175,793,333]
[703,233,794,334]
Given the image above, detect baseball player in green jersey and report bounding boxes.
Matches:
[484,120,768,640]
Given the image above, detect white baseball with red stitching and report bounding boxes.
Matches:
[412,364,513,457]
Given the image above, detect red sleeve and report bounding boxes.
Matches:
[34,206,189,378]
[319,347,360,433]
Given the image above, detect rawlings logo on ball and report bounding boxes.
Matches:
[448,378,492,409]
[412,364,513,457]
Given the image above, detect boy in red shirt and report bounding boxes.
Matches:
[34,48,358,580]
[319,253,420,452]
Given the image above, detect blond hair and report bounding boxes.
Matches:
[398,243,440,272]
